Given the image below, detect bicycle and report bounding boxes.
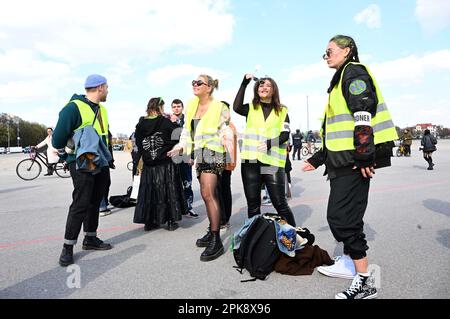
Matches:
[301,142,320,157]
[16,147,71,181]
[396,140,408,157]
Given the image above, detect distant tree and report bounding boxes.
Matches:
[0,113,47,147]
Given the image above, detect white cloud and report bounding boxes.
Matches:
[107,100,146,135]
[282,92,328,131]
[354,4,382,29]
[370,50,450,86]
[0,0,235,65]
[0,49,71,82]
[415,0,450,34]
[147,64,230,86]
[286,61,334,84]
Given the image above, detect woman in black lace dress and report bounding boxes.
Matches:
[133,97,187,231]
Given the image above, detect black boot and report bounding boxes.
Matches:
[59,244,74,267]
[82,236,112,250]
[196,227,212,247]
[200,231,224,262]
[167,219,179,231]
[425,157,433,170]
[144,223,159,231]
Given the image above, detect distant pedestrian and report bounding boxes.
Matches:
[34,127,59,176]
[421,129,437,170]
[401,129,413,156]
[291,129,303,160]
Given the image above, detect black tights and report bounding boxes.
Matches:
[423,152,434,166]
[199,172,221,232]
[241,162,296,226]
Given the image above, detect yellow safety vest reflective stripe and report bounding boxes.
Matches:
[241,104,288,168]
[184,97,225,154]
[71,100,109,145]
[325,62,398,151]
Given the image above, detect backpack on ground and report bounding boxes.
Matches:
[109,186,136,208]
[232,214,281,282]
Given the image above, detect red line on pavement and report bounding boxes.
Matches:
[0,225,142,250]
[1,180,448,250]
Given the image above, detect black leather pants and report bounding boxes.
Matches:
[241,162,296,226]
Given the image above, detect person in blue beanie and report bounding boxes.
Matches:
[53,74,113,267]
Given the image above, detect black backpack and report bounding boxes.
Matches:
[233,214,281,282]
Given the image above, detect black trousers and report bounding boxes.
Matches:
[404,144,411,155]
[241,162,296,227]
[219,169,232,224]
[292,145,301,160]
[64,162,111,244]
[327,173,370,260]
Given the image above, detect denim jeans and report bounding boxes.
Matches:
[180,162,193,211]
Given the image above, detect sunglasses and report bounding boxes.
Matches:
[253,77,270,85]
[158,97,164,106]
[322,49,333,60]
[192,80,209,87]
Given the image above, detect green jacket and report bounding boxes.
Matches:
[52,94,108,164]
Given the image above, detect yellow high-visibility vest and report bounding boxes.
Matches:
[184,97,225,154]
[241,104,288,168]
[324,62,398,151]
[71,100,109,145]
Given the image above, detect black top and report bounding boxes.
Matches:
[135,115,179,166]
[308,62,392,179]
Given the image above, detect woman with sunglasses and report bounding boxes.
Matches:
[233,75,296,227]
[168,75,230,262]
[303,35,398,299]
[133,97,187,232]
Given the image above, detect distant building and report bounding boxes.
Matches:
[415,123,441,136]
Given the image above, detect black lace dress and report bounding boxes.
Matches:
[133,116,187,226]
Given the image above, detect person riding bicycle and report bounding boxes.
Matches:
[306,130,316,154]
[33,127,59,176]
[400,129,413,156]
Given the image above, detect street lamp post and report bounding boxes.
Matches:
[16,120,20,147]
[306,95,310,131]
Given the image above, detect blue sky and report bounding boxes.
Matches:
[1,0,450,136]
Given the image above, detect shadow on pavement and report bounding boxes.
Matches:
[0,185,41,195]
[423,199,450,218]
[0,245,146,299]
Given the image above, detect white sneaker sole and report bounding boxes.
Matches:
[317,266,355,279]
[335,292,378,299]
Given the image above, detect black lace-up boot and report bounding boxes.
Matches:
[200,231,224,262]
[196,227,212,247]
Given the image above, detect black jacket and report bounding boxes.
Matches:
[135,116,179,166]
[421,134,437,152]
[308,63,393,179]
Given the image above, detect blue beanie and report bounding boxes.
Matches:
[84,74,107,89]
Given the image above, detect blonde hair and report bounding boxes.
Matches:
[199,74,219,96]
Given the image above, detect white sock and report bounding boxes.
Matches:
[358,272,370,277]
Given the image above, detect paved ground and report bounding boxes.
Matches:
[0,140,449,299]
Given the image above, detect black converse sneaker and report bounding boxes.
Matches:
[335,274,378,299]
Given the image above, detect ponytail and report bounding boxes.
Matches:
[199,74,219,96]
[330,35,359,63]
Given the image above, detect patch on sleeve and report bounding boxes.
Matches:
[349,80,367,95]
